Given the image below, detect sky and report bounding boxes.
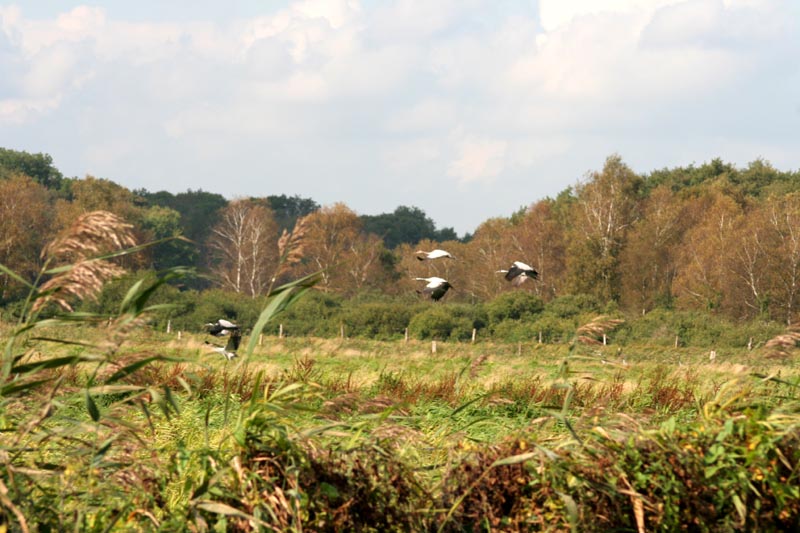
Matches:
[0,0,798,235]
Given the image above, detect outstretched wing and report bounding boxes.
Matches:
[225,330,242,353]
[505,264,524,281]
[429,282,452,301]
[506,262,538,282]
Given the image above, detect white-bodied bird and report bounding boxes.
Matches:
[204,318,239,337]
[205,329,241,360]
[497,261,539,286]
[415,249,455,261]
[204,319,241,360]
[415,276,453,301]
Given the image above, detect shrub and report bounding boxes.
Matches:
[408,304,483,341]
[275,290,343,337]
[490,319,558,343]
[341,302,413,340]
[80,269,195,330]
[179,288,264,333]
[438,401,800,532]
[187,395,426,532]
[615,309,784,348]
[529,315,577,343]
[485,292,544,325]
[544,293,603,319]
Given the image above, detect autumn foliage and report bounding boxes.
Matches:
[4,149,800,324]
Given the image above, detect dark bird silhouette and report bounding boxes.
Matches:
[204,318,239,337]
[205,329,241,360]
[415,249,454,261]
[204,319,241,360]
[497,261,539,286]
[415,276,453,301]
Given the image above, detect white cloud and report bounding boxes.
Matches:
[55,5,105,34]
[368,0,464,41]
[0,95,61,125]
[293,0,361,29]
[384,98,458,133]
[380,137,441,175]
[0,0,797,233]
[447,132,507,185]
[539,0,681,31]
[20,42,86,96]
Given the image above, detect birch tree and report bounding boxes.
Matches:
[765,193,800,323]
[672,191,742,312]
[207,199,279,296]
[566,155,642,301]
[619,186,687,313]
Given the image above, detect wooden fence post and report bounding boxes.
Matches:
[432,341,437,354]
[471,328,476,344]
[279,324,284,339]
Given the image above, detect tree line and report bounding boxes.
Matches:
[2,146,800,324]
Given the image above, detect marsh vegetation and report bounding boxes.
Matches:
[2,307,799,531]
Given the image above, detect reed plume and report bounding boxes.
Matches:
[267,214,310,296]
[276,214,309,275]
[765,322,800,358]
[34,211,137,312]
[470,353,489,378]
[575,316,625,345]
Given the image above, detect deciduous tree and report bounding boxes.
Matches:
[0,147,64,190]
[620,186,687,313]
[0,174,54,299]
[511,200,567,301]
[207,200,279,296]
[301,203,388,294]
[566,155,642,301]
[463,217,517,300]
[764,193,800,323]
[672,190,742,312]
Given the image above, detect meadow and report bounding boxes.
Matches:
[2,310,799,532]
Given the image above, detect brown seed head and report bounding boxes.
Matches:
[765,323,800,358]
[34,211,137,312]
[576,316,625,345]
[43,210,136,261]
[276,215,308,276]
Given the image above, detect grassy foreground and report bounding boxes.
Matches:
[2,319,800,532]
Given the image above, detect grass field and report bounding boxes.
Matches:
[3,317,800,531]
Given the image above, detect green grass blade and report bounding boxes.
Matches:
[0,262,36,290]
[85,389,101,422]
[0,378,55,396]
[103,356,166,383]
[245,271,322,355]
[12,355,85,374]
